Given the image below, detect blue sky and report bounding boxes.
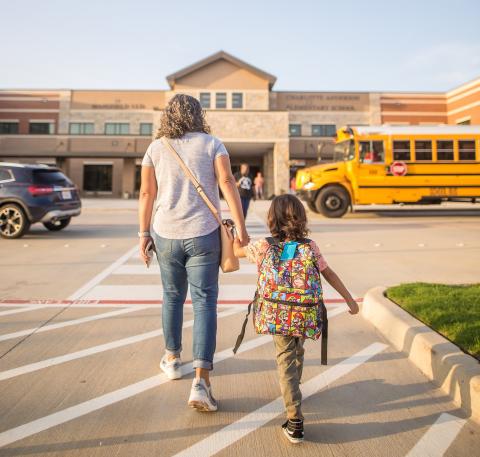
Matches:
[1,0,480,92]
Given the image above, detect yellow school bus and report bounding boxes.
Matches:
[295,125,480,217]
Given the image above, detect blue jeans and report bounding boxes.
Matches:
[153,228,220,370]
[240,196,251,218]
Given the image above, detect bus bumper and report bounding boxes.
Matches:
[296,189,316,204]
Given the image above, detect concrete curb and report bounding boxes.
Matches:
[362,286,480,424]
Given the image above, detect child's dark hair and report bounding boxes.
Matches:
[267,194,309,241]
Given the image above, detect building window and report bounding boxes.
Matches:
[436,140,454,161]
[289,124,302,137]
[105,123,130,135]
[139,123,153,136]
[415,140,432,161]
[458,140,476,161]
[232,93,243,109]
[312,124,336,137]
[0,122,19,134]
[69,122,94,135]
[200,93,211,109]
[457,119,471,125]
[393,140,411,161]
[29,122,54,134]
[83,164,113,192]
[215,93,227,109]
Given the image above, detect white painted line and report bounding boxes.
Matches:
[68,245,138,300]
[405,413,466,457]
[80,284,258,300]
[80,283,350,301]
[0,309,348,447]
[0,303,241,309]
[0,306,147,343]
[174,342,388,457]
[0,306,344,381]
[0,308,241,382]
[0,306,47,317]
[0,303,143,309]
[114,262,258,275]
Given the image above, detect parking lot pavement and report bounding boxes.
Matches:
[0,201,479,456]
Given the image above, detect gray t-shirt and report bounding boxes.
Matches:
[141,132,229,239]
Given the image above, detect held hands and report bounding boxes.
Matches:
[346,298,360,315]
[237,228,250,247]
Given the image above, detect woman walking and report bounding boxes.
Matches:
[138,94,248,411]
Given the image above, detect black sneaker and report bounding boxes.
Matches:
[282,419,304,444]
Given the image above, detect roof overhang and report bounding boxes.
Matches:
[166,50,277,90]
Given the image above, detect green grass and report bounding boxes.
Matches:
[386,283,480,360]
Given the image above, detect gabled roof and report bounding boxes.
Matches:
[166,50,277,89]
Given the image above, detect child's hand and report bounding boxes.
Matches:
[233,237,245,258]
[346,298,359,315]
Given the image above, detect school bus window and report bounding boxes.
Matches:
[393,140,410,161]
[360,141,384,163]
[437,140,454,160]
[458,140,476,161]
[415,140,432,161]
[333,140,355,162]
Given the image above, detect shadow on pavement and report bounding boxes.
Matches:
[19,224,137,240]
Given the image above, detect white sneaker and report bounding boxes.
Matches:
[188,377,218,412]
[160,355,182,380]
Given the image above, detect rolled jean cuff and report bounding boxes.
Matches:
[165,346,182,357]
[193,358,213,370]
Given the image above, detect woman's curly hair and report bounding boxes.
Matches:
[155,94,211,139]
[267,194,309,241]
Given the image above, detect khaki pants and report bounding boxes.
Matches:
[273,336,305,420]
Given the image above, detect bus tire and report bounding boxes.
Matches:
[306,200,319,213]
[315,185,350,218]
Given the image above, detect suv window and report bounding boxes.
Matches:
[0,169,13,182]
[32,169,71,186]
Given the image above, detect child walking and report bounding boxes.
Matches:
[233,194,359,444]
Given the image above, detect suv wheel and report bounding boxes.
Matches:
[315,186,350,218]
[0,204,31,239]
[43,217,71,231]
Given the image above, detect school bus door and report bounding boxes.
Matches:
[354,139,392,204]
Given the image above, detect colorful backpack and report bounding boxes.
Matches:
[233,237,328,364]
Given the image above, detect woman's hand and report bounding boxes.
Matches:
[237,228,250,247]
[139,236,153,265]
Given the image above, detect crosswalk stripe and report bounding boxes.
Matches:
[0,306,48,317]
[405,413,466,457]
[0,306,147,343]
[174,342,388,457]
[0,308,348,448]
[80,283,352,301]
[113,263,259,275]
[0,307,242,382]
[68,245,138,300]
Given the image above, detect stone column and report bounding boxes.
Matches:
[58,91,71,134]
[122,158,136,198]
[263,149,274,198]
[273,140,290,195]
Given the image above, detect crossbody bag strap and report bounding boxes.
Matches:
[161,136,222,225]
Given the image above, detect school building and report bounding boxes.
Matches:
[1,50,479,197]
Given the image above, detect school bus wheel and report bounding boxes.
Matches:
[306,199,319,213]
[315,185,351,218]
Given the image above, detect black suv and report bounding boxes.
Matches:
[0,163,81,239]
